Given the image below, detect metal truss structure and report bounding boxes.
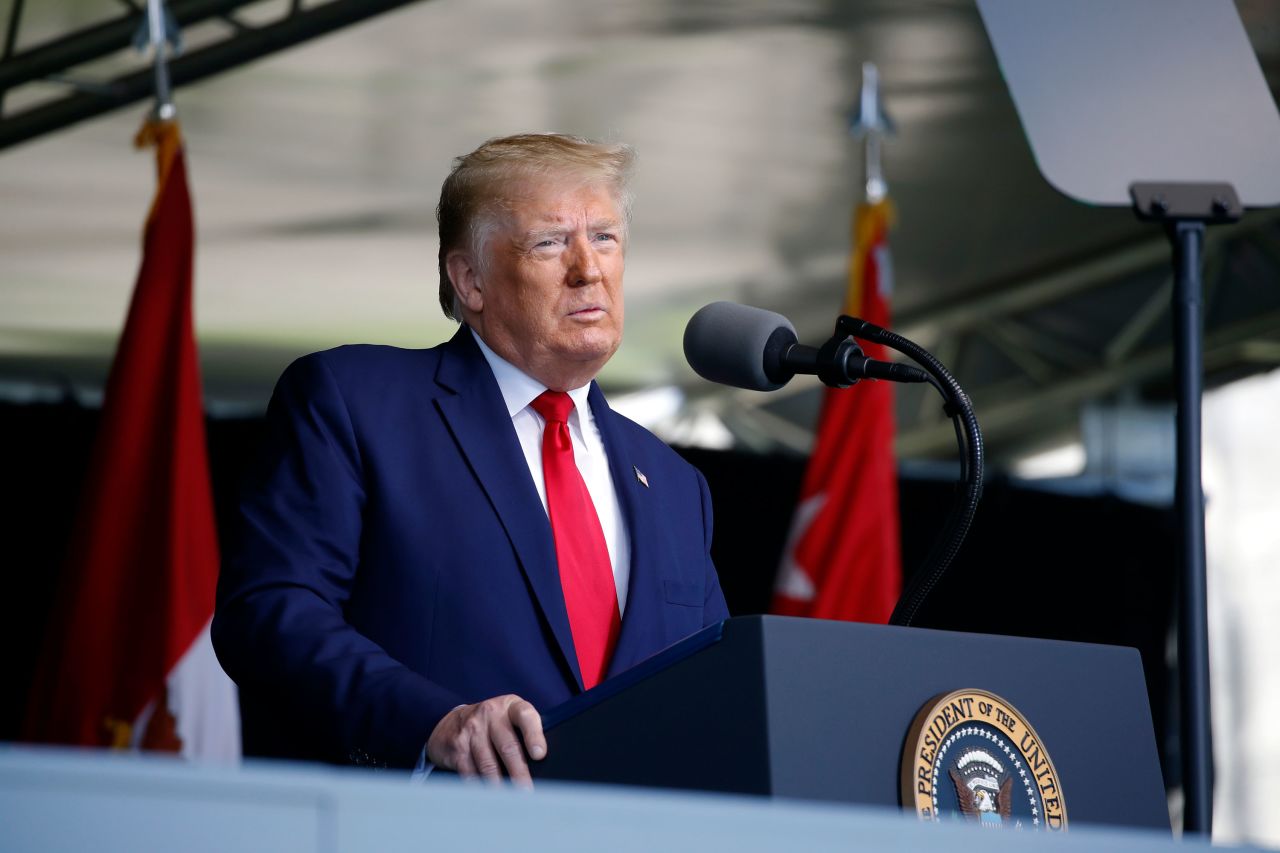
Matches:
[0,0,424,152]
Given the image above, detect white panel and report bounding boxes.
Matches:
[979,0,1280,206]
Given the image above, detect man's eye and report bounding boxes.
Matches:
[594,233,617,242]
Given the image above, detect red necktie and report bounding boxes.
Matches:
[531,391,621,690]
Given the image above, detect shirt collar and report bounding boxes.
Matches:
[470,327,593,420]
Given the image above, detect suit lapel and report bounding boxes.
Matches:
[432,329,584,690]
[589,384,666,678]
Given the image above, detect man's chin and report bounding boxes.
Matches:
[557,334,620,367]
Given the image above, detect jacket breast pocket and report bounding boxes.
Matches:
[663,580,703,607]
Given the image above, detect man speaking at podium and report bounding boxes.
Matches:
[213,133,729,786]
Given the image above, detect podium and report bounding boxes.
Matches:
[533,616,1169,831]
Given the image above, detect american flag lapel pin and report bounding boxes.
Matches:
[633,466,649,488]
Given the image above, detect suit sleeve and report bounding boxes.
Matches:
[695,467,731,624]
[212,353,462,768]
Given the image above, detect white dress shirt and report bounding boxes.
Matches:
[471,329,631,614]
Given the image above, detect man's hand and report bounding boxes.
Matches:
[426,695,547,788]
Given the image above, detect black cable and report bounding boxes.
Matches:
[837,316,984,628]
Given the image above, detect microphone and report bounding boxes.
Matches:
[683,301,930,391]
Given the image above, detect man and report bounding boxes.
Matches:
[213,133,730,786]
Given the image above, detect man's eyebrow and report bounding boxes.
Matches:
[521,226,568,242]
[520,220,623,242]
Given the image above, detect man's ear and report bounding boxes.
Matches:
[445,250,484,314]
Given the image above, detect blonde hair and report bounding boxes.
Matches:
[436,133,636,320]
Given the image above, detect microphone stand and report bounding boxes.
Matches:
[808,314,985,628]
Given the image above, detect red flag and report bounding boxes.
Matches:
[771,198,902,622]
[24,119,238,758]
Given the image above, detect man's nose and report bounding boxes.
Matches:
[566,236,603,287]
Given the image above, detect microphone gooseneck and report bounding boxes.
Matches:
[682,302,984,629]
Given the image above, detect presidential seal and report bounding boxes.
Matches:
[901,689,1067,830]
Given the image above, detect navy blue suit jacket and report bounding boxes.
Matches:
[212,327,729,768]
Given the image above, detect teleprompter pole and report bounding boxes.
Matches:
[1131,181,1240,836]
[1171,220,1211,835]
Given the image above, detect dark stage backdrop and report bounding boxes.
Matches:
[1,399,1176,783]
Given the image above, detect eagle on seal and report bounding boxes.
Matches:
[950,765,1013,826]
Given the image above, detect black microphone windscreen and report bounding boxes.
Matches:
[683,302,796,391]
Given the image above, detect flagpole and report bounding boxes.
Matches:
[850,62,892,204]
[145,0,176,119]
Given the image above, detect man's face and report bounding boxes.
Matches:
[465,179,626,390]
